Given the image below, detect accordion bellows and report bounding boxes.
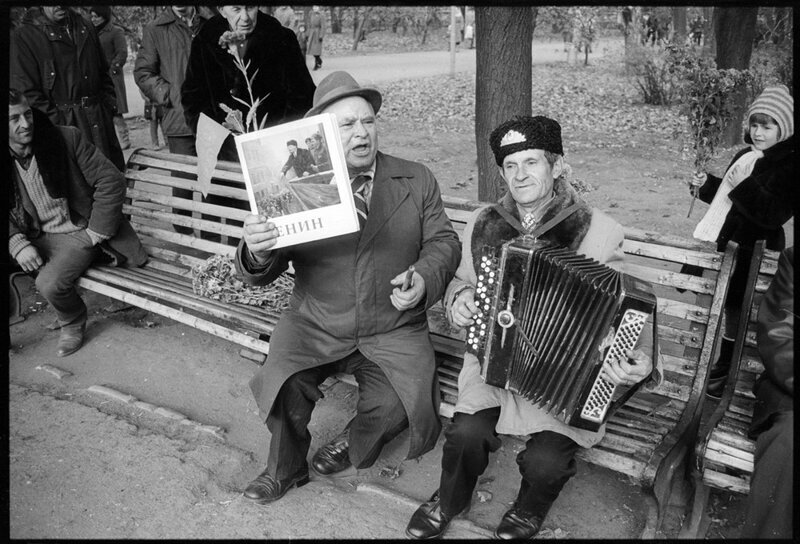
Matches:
[467,237,657,431]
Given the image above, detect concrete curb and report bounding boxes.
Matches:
[86,384,226,441]
[357,482,494,538]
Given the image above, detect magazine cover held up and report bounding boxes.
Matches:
[234,113,359,249]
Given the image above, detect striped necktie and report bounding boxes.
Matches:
[351,174,370,227]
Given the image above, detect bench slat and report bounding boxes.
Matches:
[126,204,244,238]
[622,239,722,270]
[134,224,236,258]
[701,470,750,494]
[126,169,250,200]
[704,445,754,473]
[83,267,278,335]
[127,188,249,222]
[128,152,245,184]
[77,276,271,355]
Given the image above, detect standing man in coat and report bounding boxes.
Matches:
[181,5,315,162]
[134,5,207,234]
[235,71,461,503]
[90,6,129,150]
[308,5,325,70]
[405,116,660,539]
[11,6,125,171]
[742,246,793,538]
[8,89,147,358]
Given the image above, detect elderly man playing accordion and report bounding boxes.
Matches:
[406,115,662,540]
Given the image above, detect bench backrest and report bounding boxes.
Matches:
[124,149,249,277]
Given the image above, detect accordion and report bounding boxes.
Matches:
[466,236,657,431]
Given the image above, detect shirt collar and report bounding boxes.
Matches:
[350,162,376,182]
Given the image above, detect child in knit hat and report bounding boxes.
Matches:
[688,84,795,398]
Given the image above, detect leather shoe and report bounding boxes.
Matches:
[57,322,85,357]
[494,507,545,539]
[406,490,457,539]
[243,468,309,504]
[311,431,352,476]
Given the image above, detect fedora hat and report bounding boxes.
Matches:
[305,71,382,117]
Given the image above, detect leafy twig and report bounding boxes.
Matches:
[218,30,270,134]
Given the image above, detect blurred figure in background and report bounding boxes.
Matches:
[308,5,325,70]
[135,5,208,234]
[90,5,130,150]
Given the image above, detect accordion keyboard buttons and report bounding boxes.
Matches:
[581,309,650,423]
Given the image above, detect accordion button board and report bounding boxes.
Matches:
[466,236,657,432]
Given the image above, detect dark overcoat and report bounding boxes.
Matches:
[96,20,128,114]
[181,12,315,157]
[11,7,124,171]
[695,136,795,253]
[134,8,207,138]
[8,109,147,268]
[750,246,794,437]
[235,152,461,460]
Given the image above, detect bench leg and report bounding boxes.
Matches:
[678,473,711,538]
[8,271,27,325]
[640,491,661,538]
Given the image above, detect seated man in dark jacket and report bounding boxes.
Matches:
[7,88,147,357]
[742,246,793,538]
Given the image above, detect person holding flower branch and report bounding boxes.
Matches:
[686,85,795,398]
[181,5,315,162]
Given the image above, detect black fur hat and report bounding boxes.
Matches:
[489,115,563,165]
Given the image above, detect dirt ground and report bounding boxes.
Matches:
[9,39,785,539]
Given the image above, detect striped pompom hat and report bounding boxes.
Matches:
[745,84,794,143]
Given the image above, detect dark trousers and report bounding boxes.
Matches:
[30,231,98,325]
[743,411,793,538]
[167,135,197,235]
[266,350,409,481]
[438,408,580,518]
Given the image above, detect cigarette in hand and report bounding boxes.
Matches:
[402,265,415,291]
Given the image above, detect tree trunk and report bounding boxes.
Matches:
[714,7,758,146]
[475,7,533,202]
[671,7,687,45]
[352,7,371,51]
[329,6,341,34]
[702,7,715,57]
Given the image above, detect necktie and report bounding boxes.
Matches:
[351,174,370,227]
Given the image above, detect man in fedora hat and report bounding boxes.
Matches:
[235,71,461,504]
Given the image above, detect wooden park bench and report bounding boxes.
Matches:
[71,149,737,538]
[679,241,779,538]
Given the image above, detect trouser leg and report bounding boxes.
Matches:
[149,117,160,148]
[167,136,198,234]
[514,431,581,517]
[742,412,793,538]
[344,352,409,469]
[113,115,130,149]
[31,231,98,325]
[438,407,502,517]
[266,363,338,481]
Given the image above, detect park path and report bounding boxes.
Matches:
[123,38,618,118]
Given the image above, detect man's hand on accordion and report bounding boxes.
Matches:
[450,287,478,329]
[600,349,652,386]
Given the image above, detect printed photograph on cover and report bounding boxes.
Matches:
[235,113,359,249]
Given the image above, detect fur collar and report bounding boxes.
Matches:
[470,176,593,271]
